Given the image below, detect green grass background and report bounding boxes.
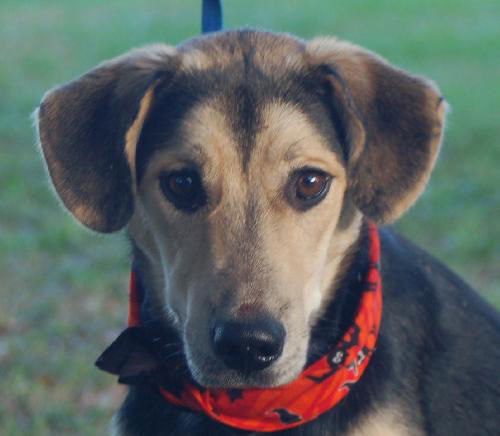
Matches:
[0,0,499,434]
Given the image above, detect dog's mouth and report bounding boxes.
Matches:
[184,347,305,389]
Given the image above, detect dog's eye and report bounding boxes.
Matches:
[296,171,329,200]
[289,168,332,210]
[159,169,206,213]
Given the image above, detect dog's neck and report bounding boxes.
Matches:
[306,221,370,365]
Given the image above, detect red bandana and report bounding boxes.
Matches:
[109,223,382,432]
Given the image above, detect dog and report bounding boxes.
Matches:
[36,29,500,435]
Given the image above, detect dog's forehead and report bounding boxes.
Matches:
[136,30,343,179]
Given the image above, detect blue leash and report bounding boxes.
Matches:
[202,0,223,33]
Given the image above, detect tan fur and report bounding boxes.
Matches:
[249,33,305,75]
[180,47,217,70]
[110,414,124,436]
[124,86,156,190]
[347,407,422,436]
[252,103,361,320]
[71,203,100,228]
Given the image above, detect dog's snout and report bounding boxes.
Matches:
[212,319,285,373]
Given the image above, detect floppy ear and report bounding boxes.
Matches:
[36,45,177,232]
[307,38,447,223]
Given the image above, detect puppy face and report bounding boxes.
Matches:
[37,30,446,388]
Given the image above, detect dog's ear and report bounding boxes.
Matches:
[307,38,447,223]
[36,45,177,232]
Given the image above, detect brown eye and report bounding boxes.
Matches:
[159,169,206,213]
[296,172,329,200]
[288,168,332,210]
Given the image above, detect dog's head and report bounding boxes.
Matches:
[36,30,445,388]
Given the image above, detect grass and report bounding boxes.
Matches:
[0,0,499,434]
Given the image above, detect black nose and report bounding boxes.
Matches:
[212,318,285,373]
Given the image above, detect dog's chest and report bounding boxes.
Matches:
[344,408,419,436]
